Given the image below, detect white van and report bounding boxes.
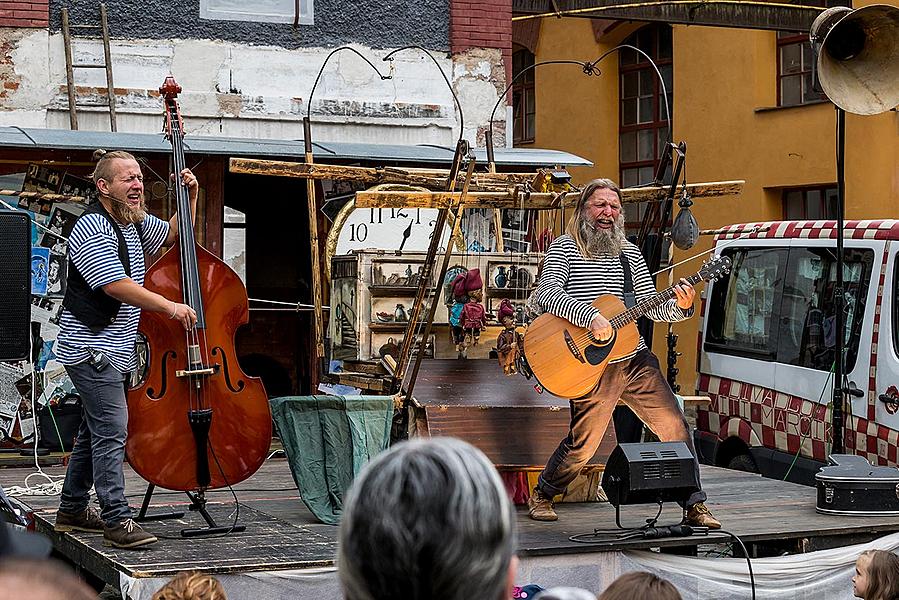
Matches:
[694,220,899,485]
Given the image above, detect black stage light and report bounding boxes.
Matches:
[601,442,699,509]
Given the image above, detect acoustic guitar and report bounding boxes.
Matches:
[523,256,731,399]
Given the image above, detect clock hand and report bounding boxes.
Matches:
[398,219,413,252]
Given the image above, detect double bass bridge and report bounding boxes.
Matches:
[175,343,219,378]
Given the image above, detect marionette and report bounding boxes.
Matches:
[460,268,487,346]
[495,299,523,375]
[450,271,470,357]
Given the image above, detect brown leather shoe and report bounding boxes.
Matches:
[685,502,721,529]
[55,507,105,533]
[527,487,558,521]
[103,519,157,549]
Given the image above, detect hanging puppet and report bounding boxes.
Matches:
[495,299,523,375]
[451,268,486,358]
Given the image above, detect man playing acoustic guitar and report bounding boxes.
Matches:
[526,178,720,528]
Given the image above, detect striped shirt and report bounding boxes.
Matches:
[534,234,693,362]
[55,213,169,372]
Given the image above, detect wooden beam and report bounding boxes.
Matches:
[512,0,822,32]
[355,180,744,209]
[228,157,539,191]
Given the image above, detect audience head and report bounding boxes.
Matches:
[337,436,517,600]
[853,549,899,600]
[151,571,227,600]
[597,571,682,600]
[0,558,96,600]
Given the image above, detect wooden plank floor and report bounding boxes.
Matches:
[2,457,898,587]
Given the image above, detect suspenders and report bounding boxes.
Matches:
[620,253,636,309]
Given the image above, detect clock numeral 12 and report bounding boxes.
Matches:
[369,208,422,225]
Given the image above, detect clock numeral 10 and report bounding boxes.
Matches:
[350,223,368,242]
[369,208,422,224]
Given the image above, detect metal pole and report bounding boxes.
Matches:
[61,8,78,131]
[831,106,846,455]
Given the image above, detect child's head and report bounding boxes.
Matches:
[853,550,899,600]
[597,571,681,600]
[152,571,226,600]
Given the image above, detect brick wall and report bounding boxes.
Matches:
[450,0,512,84]
[0,0,48,27]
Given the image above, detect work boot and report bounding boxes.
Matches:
[103,519,157,549]
[684,502,721,529]
[54,506,105,533]
[527,487,558,521]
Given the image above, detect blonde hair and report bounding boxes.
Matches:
[151,571,227,600]
[859,550,899,600]
[90,148,138,185]
[565,178,623,258]
[597,571,682,600]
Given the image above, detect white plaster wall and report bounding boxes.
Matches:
[1,32,506,147]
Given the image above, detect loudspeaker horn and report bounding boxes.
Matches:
[810,4,899,116]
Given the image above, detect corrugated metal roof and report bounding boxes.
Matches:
[0,127,592,167]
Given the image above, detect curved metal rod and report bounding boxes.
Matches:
[487,59,600,150]
[383,45,465,145]
[306,46,393,121]
[589,44,671,148]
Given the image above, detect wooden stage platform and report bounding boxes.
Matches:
[3,457,899,597]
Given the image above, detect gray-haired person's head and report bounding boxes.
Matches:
[566,178,627,258]
[337,437,517,600]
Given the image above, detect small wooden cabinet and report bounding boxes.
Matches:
[329,250,541,366]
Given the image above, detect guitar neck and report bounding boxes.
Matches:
[609,272,704,329]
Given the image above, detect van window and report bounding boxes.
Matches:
[778,247,873,371]
[705,247,787,360]
[705,245,873,370]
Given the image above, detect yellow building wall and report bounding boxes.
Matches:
[524,12,898,395]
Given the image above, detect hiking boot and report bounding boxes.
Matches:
[103,519,157,549]
[54,507,105,533]
[527,487,558,521]
[684,502,721,529]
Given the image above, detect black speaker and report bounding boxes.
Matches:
[601,442,699,506]
[0,211,31,361]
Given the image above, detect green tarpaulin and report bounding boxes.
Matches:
[270,395,394,525]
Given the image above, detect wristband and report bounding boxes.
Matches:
[169,301,177,319]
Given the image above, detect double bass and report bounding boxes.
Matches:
[126,76,271,494]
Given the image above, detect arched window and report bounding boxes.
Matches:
[618,24,672,225]
[512,46,536,145]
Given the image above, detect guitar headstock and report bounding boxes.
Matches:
[698,255,731,282]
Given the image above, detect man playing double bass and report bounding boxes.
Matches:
[526,178,720,529]
[53,149,198,549]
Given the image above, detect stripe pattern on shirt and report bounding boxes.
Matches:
[534,234,693,362]
[55,212,169,372]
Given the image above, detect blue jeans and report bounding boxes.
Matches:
[537,349,707,508]
[58,360,132,525]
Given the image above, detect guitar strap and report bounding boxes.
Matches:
[619,253,636,309]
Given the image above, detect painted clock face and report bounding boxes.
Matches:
[335,207,451,254]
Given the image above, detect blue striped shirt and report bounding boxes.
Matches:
[55,213,169,372]
[534,234,693,362]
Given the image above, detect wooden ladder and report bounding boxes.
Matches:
[60,3,117,131]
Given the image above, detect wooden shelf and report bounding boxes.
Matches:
[486,286,535,297]
[368,285,436,297]
[369,322,450,332]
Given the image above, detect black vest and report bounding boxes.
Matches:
[62,204,145,333]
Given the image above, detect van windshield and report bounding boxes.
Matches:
[705,246,874,371]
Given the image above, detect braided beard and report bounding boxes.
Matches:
[579,212,626,258]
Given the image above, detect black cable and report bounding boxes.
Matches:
[306,46,392,123]
[382,45,465,146]
[719,529,756,600]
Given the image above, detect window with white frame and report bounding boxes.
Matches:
[200,0,313,25]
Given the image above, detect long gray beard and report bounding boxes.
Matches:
[580,213,627,258]
[108,196,147,225]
